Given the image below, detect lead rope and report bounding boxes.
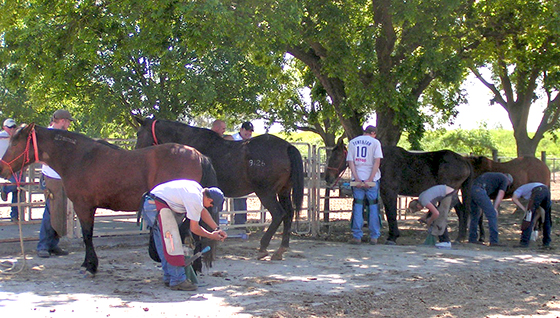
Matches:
[0,126,38,274]
[151,120,159,145]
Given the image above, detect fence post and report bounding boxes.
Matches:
[492,149,499,161]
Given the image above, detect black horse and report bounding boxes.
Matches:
[325,141,474,243]
[135,118,305,260]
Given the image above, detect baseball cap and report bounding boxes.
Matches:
[364,125,377,134]
[3,118,16,128]
[241,121,254,131]
[52,109,75,121]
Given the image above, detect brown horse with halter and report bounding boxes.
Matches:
[0,123,217,276]
[325,141,474,243]
[134,117,305,260]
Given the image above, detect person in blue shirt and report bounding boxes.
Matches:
[468,172,513,246]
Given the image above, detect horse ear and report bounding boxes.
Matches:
[336,136,345,147]
[133,117,145,126]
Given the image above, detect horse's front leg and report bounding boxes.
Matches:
[76,207,98,276]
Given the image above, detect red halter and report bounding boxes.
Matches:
[151,119,159,145]
[0,124,40,188]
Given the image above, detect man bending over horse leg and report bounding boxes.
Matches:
[408,185,458,249]
[142,180,227,291]
[511,182,552,248]
[346,126,383,245]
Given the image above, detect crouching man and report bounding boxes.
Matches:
[408,185,457,249]
[142,179,227,291]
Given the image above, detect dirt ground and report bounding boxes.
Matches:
[1,185,560,317]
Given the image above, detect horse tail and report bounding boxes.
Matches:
[198,154,219,269]
[199,155,218,188]
[288,145,305,219]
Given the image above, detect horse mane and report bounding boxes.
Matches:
[155,119,226,143]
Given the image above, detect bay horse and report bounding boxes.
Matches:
[467,156,551,241]
[0,123,217,276]
[325,141,474,243]
[134,118,305,260]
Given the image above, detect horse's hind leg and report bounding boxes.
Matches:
[256,193,287,260]
[271,194,294,261]
[77,208,98,276]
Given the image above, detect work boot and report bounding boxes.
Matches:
[37,250,50,258]
[49,246,69,256]
[169,280,198,291]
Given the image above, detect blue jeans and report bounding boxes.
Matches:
[3,174,19,219]
[37,199,60,251]
[142,199,186,286]
[520,186,552,246]
[351,181,381,240]
[469,186,499,244]
[233,198,247,225]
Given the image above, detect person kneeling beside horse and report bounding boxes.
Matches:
[408,185,458,249]
[141,179,227,291]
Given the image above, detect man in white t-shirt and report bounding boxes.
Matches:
[346,125,383,244]
[37,109,74,258]
[0,118,21,221]
[142,179,227,291]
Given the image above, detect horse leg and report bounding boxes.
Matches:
[478,214,486,242]
[76,207,98,276]
[380,190,400,244]
[271,193,294,261]
[256,193,287,260]
[453,200,468,242]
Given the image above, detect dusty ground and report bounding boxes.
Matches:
[1,184,560,317]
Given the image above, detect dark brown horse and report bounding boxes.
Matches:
[325,141,474,243]
[134,118,305,260]
[0,124,217,276]
[467,156,551,241]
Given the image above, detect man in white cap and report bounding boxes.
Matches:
[37,109,75,258]
[0,118,21,221]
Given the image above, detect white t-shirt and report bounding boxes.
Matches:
[346,135,383,181]
[231,132,243,141]
[0,130,10,158]
[150,179,204,222]
[41,126,61,179]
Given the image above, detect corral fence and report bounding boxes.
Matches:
[1,142,559,242]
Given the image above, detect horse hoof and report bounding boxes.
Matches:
[271,247,288,261]
[385,240,397,246]
[79,268,96,278]
[257,251,269,260]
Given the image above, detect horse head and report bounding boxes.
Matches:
[134,117,157,149]
[0,123,36,179]
[324,139,348,187]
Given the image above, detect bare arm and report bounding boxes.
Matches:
[511,194,527,212]
[493,190,506,212]
[425,203,440,226]
[190,208,227,241]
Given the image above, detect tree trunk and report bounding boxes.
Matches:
[376,107,402,146]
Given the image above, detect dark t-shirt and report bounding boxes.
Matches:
[473,172,509,197]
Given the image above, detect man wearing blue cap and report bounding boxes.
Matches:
[142,179,227,291]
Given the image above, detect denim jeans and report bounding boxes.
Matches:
[351,181,381,240]
[520,186,552,246]
[142,199,186,286]
[37,199,60,251]
[233,198,247,225]
[3,174,19,219]
[469,185,499,244]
